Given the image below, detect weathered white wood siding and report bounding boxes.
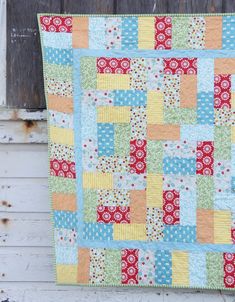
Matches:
[1,111,235,302]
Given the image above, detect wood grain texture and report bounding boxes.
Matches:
[0,247,54,281]
[116,0,156,14]
[1,285,235,302]
[63,0,114,14]
[0,212,51,247]
[0,144,48,177]
[163,0,223,13]
[6,0,61,109]
[223,0,235,12]
[0,120,47,143]
[0,178,49,213]
[0,109,47,120]
[0,0,6,106]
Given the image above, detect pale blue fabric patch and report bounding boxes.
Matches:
[121,17,138,50]
[113,173,146,190]
[181,125,214,141]
[180,190,196,226]
[81,101,97,141]
[54,211,77,229]
[189,252,206,287]
[197,58,214,92]
[163,225,196,243]
[44,47,73,65]
[163,157,196,175]
[49,110,73,129]
[222,16,235,49]
[56,246,77,264]
[83,223,113,241]
[114,90,147,106]
[89,17,106,49]
[97,123,114,157]
[155,250,172,285]
[231,75,235,91]
[214,192,235,211]
[197,92,214,125]
[42,31,72,49]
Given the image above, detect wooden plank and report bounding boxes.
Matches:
[0,213,51,247]
[163,290,235,302]
[0,247,54,282]
[6,0,61,109]
[223,0,235,12]
[166,0,223,13]
[114,0,223,14]
[1,286,228,302]
[116,0,157,13]
[0,286,234,302]
[0,284,158,302]
[152,0,169,13]
[63,0,114,13]
[0,120,47,143]
[0,178,49,213]
[0,109,47,121]
[0,144,48,178]
[0,0,6,106]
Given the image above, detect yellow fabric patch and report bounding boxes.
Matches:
[231,92,235,109]
[83,172,113,189]
[113,223,147,240]
[138,17,155,49]
[147,91,164,124]
[214,210,232,244]
[172,252,189,286]
[232,126,235,143]
[97,106,131,123]
[49,126,74,146]
[56,265,77,284]
[97,74,130,90]
[146,174,163,207]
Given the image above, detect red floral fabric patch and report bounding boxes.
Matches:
[154,16,172,50]
[40,16,72,32]
[121,249,139,284]
[224,253,235,288]
[97,206,130,223]
[129,139,147,174]
[214,74,231,109]
[196,141,214,176]
[97,57,131,74]
[163,58,197,74]
[163,190,180,225]
[50,159,76,178]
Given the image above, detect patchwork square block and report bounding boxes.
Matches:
[39,14,235,290]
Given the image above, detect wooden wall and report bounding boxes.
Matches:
[5,0,235,109]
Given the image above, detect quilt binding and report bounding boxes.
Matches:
[37,12,235,290]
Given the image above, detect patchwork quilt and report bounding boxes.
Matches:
[38,14,235,289]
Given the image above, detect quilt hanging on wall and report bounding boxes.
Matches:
[38,14,235,290]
